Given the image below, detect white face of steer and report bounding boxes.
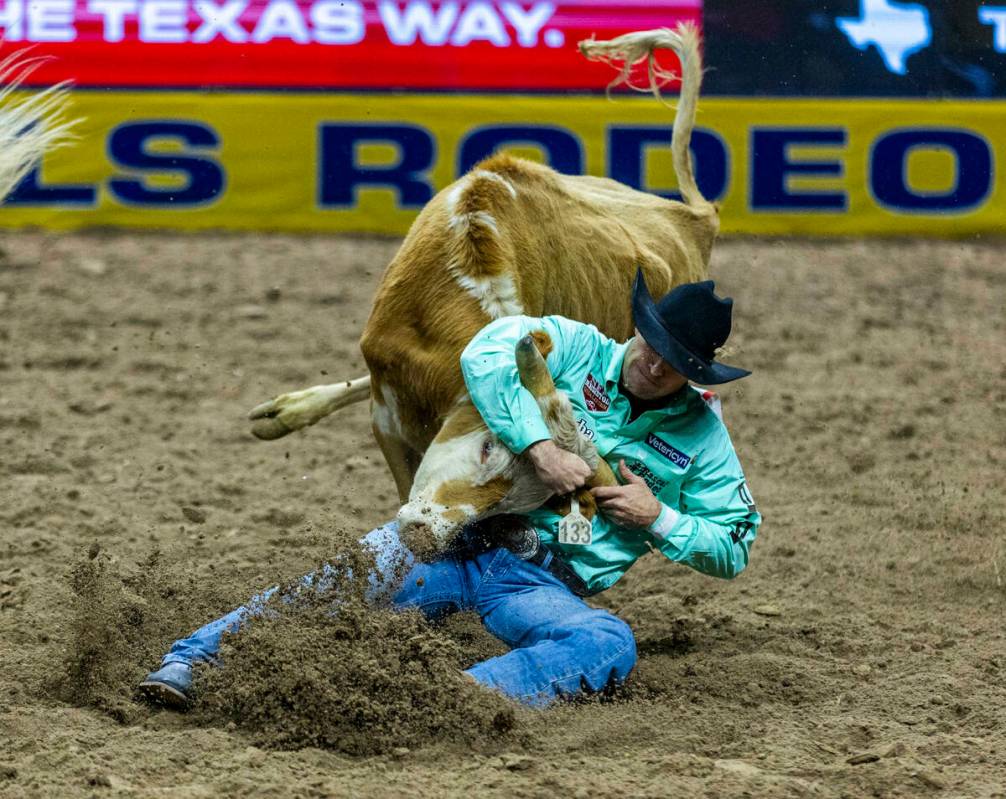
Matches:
[396,402,552,559]
[396,388,602,559]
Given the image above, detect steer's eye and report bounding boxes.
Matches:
[480,440,493,464]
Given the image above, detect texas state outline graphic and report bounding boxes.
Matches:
[836,0,933,75]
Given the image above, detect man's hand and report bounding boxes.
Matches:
[527,439,593,495]
[591,460,662,529]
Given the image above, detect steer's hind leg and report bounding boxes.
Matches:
[249,376,371,440]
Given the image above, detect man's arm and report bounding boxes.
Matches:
[591,460,663,527]
[593,433,760,580]
[647,438,760,579]
[460,315,594,494]
[525,440,594,495]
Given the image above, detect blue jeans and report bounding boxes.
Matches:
[161,521,637,706]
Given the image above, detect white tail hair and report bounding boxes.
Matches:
[579,23,709,209]
[0,49,77,200]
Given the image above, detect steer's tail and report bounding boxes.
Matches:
[0,50,77,200]
[579,23,710,210]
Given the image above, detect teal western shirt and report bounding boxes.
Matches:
[460,315,761,594]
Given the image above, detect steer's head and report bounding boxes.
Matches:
[397,331,616,560]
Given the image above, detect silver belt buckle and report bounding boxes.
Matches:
[504,521,541,561]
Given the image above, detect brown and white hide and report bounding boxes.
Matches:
[397,331,618,559]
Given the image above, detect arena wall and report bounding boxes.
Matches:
[1,1,1004,237]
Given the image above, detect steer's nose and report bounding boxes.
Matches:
[398,520,439,563]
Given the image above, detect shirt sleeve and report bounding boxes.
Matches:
[460,315,588,454]
[647,425,761,580]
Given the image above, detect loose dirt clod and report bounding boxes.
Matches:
[181,506,207,524]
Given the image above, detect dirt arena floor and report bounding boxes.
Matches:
[1,231,1004,798]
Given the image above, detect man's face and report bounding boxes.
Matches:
[621,328,689,400]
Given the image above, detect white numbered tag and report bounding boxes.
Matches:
[558,496,592,546]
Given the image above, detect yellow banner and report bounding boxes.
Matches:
[2,91,1003,237]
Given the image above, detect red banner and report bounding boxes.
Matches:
[3,1,700,89]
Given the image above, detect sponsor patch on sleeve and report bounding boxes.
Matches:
[730,520,755,545]
[645,434,692,469]
[582,373,611,412]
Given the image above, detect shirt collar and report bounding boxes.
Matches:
[605,339,632,387]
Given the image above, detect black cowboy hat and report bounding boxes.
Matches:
[631,269,751,385]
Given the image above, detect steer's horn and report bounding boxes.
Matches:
[515,333,617,489]
[515,332,554,398]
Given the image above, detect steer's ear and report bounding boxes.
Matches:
[546,488,599,520]
[529,330,553,358]
[587,458,618,488]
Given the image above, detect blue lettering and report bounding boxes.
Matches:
[4,121,95,206]
[319,124,434,208]
[458,125,583,176]
[4,165,96,207]
[108,121,224,207]
[607,126,728,201]
[870,129,993,212]
[751,128,847,211]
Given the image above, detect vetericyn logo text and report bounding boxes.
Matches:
[645,434,691,469]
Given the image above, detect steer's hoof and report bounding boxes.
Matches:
[248,399,294,440]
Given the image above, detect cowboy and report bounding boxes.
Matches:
[140,275,760,709]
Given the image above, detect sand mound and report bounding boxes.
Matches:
[58,535,518,755]
[197,555,519,755]
[197,602,519,755]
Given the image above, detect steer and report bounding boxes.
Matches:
[249,25,719,555]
